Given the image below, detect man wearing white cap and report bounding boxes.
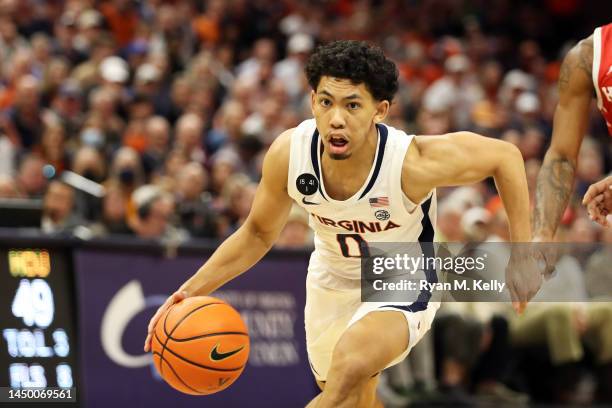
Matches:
[99,55,129,84]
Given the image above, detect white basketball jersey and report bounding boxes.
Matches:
[287,119,437,288]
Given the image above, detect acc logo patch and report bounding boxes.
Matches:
[375,210,390,221]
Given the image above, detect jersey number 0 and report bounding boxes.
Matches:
[336,234,371,258]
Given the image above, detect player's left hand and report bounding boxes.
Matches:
[505,245,545,314]
[582,176,612,227]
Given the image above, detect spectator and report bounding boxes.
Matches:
[3,75,43,149]
[123,93,155,153]
[71,33,116,89]
[0,174,21,198]
[275,205,312,249]
[49,80,84,137]
[72,146,106,183]
[175,162,218,239]
[41,57,70,107]
[41,180,81,234]
[274,33,314,101]
[207,100,247,155]
[236,38,276,85]
[174,112,206,165]
[99,0,139,47]
[16,154,47,198]
[90,183,131,236]
[129,184,185,242]
[107,146,145,221]
[141,116,170,177]
[76,9,105,56]
[40,121,69,174]
[518,127,545,161]
[585,227,612,300]
[423,54,483,130]
[83,86,124,150]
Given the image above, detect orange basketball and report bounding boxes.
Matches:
[151,296,250,395]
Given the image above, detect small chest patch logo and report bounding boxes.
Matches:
[296,173,319,195]
[375,210,390,221]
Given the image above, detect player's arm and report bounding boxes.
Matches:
[178,132,294,296]
[405,132,539,311]
[533,36,593,241]
[144,129,294,351]
[404,132,530,242]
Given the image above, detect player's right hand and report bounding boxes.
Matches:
[505,245,546,314]
[144,290,188,352]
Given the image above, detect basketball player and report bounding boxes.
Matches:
[534,22,612,240]
[144,41,531,408]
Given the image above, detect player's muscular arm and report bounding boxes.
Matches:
[403,132,530,242]
[179,130,294,296]
[533,37,593,240]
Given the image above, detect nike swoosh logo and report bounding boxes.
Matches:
[302,197,320,205]
[210,344,244,361]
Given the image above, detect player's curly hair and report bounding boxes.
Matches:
[305,40,399,102]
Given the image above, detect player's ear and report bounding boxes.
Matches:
[310,90,316,116]
[373,99,390,124]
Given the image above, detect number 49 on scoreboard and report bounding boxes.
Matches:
[11,279,55,328]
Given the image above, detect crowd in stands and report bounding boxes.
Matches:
[0,0,608,247]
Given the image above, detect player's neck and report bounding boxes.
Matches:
[325,126,377,168]
[321,126,378,195]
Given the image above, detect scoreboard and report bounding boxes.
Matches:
[0,248,78,390]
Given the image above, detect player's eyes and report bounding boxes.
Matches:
[320,99,331,107]
[347,102,360,110]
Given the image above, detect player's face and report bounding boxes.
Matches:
[311,76,389,160]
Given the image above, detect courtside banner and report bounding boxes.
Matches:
[74,248,315,408]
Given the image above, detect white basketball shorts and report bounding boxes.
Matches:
[304,271,440,382]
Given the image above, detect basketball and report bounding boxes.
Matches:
[151,296,250,395]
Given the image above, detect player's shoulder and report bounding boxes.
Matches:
[267,118,318,159]
[261,128,296,188]
[406,132,481,167]
[570,34,593,61]
[408,132,459,159]
[266,127,295,163]
[557,34,594,93]
[400,133,439,184]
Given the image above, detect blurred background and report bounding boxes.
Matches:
[0,0,611,407]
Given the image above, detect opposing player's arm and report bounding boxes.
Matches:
[533,37,593,240]
[404,132,530,242]
[179,130,294,296]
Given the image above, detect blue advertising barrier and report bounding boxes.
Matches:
[74,247,317,408]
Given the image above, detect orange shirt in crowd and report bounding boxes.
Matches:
[99,2,138,47]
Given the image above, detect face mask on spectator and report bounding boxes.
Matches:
[81,128,105,149]
[83,169,103,183]
[118,168,135,185]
